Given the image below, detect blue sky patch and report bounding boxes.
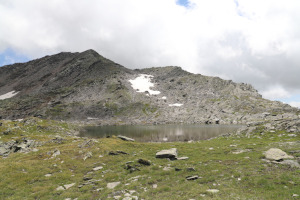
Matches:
[277,94,300,103]
[176,0,189,7]
[0,48,29,67]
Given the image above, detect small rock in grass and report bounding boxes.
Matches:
[293,194,299,197]
[107,181,121,189]
[116,150,128,154]
[83,152,92,160]
[117,135,135,142]
[175,168,182,171]
[186,167,196,172]
[153,184,158,188]
[64,183,75,190]
[186,175,199,180]
[93,166,103,171]
[56,186,65,191]
[177,157,189,160]
[44,174,52,177]
[206,189,219,193]
[277,160,300,168]
[138,159,151,166]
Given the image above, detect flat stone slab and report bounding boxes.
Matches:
[93,166,103,171]
[156,148,177,159]
[186,175,199,180]
[264,148,293,161]
[117,135,135,142]
[177,156,189,160]
[207,189,219,193]
[107,181,121,189]
[64,183,75,190]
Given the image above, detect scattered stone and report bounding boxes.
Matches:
[276,160,300,168]
[175,168,182,171]
[93,166,103,171]
[153,184,158,189]
[186,167,196,172]
[186,175,199,180]
[64,183,75,190]
[177,157,189,160]
[232,149,251,154]
[138,159,151,166]
[56,186,65,191]
[109,151,128,155]
[156,148,177,160]
[293,194,299,197]
[44,174,52,177]
[264,148,293,161]
[209,147,214,150]
[117,151,128,155]
[83,152,92,160]
[163,167,172,171]
[109,151,119,155]
[117,135,135,142]
[52,150,61,158]
[206,189,219,193]
[125,164,140,173]
[107,182,121,189]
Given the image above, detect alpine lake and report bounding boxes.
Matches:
[80,124,243,142]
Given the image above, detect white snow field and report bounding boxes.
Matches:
[0,91,19,100]
[129,74,161,95]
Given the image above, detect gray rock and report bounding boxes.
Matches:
[264,148,293,161]
[56,186,65,191]
[117,135,135,142]
[206,189,219,193]
[64,183,75,190]
[186,175,199,180]
[156,148,177,160]
[186,167,196,172]
[177,156,189,160]
[52,150,61,158]
[279,160,300,168]
[93,166,103,171]
[107,181,121,189]
[138,159,151,166]
[83,152,92,160]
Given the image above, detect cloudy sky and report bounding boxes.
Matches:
[1,0,300,107]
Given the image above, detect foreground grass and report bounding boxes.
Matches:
[0,118,299,199]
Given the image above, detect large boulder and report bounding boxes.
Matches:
[264,148,293,161]
[156,148,178,160]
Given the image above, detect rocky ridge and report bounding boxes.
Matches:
[0,49,298,125]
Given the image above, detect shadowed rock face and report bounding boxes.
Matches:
[0,49,298,124]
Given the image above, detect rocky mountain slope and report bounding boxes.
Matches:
[0,49,298,125]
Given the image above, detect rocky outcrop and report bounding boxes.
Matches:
[0,138,42,157]
[0,49,298,125]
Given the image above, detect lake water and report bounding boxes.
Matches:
[80,124,242,142]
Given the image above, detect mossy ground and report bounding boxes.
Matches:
[0,118,299,199]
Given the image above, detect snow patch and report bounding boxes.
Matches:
[129,74,161,95]
[0,91,19,100]
[169,103,183,107]
[162,96,167,100]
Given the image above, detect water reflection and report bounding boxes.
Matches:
[80,124,242,142]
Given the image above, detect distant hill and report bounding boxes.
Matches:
[0,49,298,125]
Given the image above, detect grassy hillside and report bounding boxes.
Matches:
[0,118,299,199]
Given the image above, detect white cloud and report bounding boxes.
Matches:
[261,86,291,100]
[288,102,300,108]
[1,0,300,100]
